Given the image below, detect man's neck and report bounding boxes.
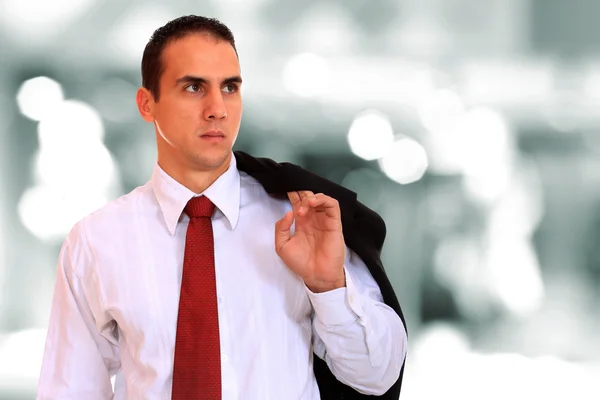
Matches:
[157,153,231,194]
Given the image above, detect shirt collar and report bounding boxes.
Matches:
[151,153,241,235]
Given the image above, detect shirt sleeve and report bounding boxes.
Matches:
[306,246,407,396]
[36,222,120,400]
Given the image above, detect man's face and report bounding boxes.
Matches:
[150,33,242,172]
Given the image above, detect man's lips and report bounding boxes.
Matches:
[200,131,226,143]
[201,130,225,138]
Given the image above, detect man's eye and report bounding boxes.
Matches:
[185,84,201,93]
[223,84,238,93]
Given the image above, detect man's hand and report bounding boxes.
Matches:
[275,191,346,293]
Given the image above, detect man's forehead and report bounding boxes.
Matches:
[162,36,239,78]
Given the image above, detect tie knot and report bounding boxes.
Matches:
[185,196,215,218]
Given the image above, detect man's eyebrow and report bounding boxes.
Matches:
[175,75,242,86]
[222,76,243,85]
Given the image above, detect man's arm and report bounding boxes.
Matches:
[308,246,407,396]
[37,223,120,400]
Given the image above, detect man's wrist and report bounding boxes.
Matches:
[305,271,346,293]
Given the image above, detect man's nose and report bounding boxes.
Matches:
[203,90,227,120]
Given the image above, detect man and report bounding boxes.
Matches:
[37,15,407,399]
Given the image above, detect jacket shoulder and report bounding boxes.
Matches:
[234,151,386,251]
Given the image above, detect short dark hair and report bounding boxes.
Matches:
[141,15,237,101]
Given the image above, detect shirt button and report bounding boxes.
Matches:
[218,296,222,304]
[222,355,228,363]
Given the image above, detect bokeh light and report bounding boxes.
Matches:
[282,53,331,98]
[0,0,95,39]
[17,184,109,243]
[347,110,394,161]
[0,329,47,392]
[16,77,64,122]
[378,136,429,185]
[37,100,105,149]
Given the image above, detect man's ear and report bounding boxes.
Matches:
[136,87,156,123]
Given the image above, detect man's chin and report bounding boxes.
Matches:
[192,149,232,170]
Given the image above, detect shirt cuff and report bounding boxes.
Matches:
[305,266,365,326]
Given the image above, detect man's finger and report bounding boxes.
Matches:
[308,195,341,220]
[298,191,315,214]
[298,191,314,203]
[274,210,294,253]
[287,191,301,208]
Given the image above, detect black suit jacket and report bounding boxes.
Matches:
[234,151,406,400]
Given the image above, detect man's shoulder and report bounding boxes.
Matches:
[71,182,153,236]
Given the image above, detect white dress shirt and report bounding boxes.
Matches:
[37,153,407,400]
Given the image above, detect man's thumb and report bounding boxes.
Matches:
[275,211,294,251]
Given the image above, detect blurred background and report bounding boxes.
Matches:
[1,0,600,398]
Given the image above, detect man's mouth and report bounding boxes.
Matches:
[201,130,225,138]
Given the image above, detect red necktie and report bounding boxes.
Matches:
[172,195,221,399]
